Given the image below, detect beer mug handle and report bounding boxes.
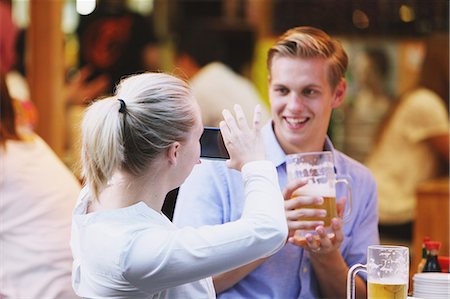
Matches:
[346,263,366,299]
[336,178,352,223]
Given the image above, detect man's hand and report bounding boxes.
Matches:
[283,178,326,239]
[65,67,110,106]
[288,197,346,255]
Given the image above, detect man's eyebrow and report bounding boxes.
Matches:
[271,83,286,87]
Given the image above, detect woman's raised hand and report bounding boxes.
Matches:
[220,105,265,170]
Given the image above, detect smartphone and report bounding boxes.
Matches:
[200,127,230,160]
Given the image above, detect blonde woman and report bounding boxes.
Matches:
[70,72,288,298]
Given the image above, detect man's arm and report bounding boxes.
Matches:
[173,161,231,228]
[288,166,379,299]
[306,220,366,298]
[212,178,308,294]
[311,169,378,298]
[213,258,267,293]
[310,249,366,298]
[288,213,366,298]
[426,132,449,162]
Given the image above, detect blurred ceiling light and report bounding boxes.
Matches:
[63,1,79,33]
[127,0,154,14]
[12,0,29,28]
[399,4,415,22]
[76,0,96,15]
[353,9,370,29]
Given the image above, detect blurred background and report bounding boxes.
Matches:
[1,0,449,280]
[1,1,448,294]
[3,0,448,166]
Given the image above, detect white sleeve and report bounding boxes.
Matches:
[123,161,287,294]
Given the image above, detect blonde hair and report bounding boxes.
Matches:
[267,26,348,90]
[81,72,197,199]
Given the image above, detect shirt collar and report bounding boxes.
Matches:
[262,121,286,168]
[262,121,339,171]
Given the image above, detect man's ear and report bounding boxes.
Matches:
[331,79,346,108]
[167,142,181,165]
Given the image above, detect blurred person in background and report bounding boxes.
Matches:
[174,26,378,298]
[344,48,393,162]
[366,32,450,242]
[77,0,161,93]
[173,18,270,127]
[0,0,18,75]
[0,2,110,176]
[0,74,81,299]
[0,0,37,135]
[63,65,110,176]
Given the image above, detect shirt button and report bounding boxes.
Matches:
[303,267,308,273]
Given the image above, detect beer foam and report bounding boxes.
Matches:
[368,278,407,285]
[293,182,335,197]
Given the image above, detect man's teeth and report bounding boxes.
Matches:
[286,117,307,124]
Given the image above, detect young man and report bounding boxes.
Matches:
[173,26,379,298]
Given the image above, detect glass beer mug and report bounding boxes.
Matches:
[347,245,409,299]
[286,151,352,244]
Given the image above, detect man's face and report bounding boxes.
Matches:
[268,56,345,154]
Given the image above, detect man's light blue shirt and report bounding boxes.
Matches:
[173,122,379,298]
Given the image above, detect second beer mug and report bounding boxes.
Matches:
[286,151,352,244]
[347,245,409,299]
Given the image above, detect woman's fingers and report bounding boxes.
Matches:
[223,104,260,132]
[222,109,238,132]
[252,104,262,131]
[219,121,231,144]
[233,104,250,131]
[220,105,265,170]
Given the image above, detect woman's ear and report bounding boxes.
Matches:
[332,79,347,108]
[167,142,181,165]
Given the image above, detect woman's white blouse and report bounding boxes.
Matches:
[70,161,287,299]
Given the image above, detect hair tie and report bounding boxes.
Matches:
[118,99,126,113]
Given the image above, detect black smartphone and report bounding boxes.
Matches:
[200,127,230,160]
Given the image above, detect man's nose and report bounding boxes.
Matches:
[286,93,305,112]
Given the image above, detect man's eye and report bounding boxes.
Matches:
[303,89,318,96]
[276,87,289,95]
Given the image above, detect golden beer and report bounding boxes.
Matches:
[286,152,352,246]
[297,196,337,226]
[368,282,407,299]
[291,187,337,245]
[292,185,337,226]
